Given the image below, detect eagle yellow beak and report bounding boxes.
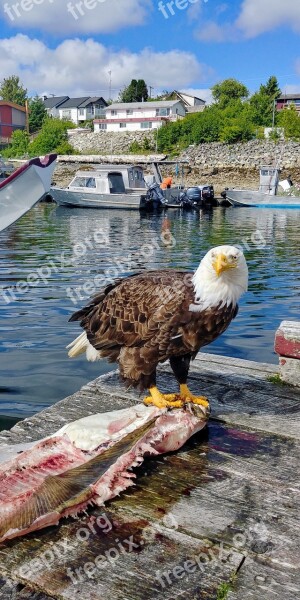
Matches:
[213,253,236,277]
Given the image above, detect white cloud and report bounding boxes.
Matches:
[0,34,211,97]
[195,21,237,42]
[194,0,300,43]
[236,0,300,38]
[181,87,213,104]
[1,0,152,34]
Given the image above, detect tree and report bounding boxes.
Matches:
[0,75,27,106]
[28,96,47,133]
[119,79,149,102]
[278,105,300,140]
[249,76,281,127]
[3,130,30,158]
[260,75,281,99]
[29,118,74,156]
[211,78,249,108]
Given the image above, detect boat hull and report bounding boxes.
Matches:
[50,187,148,210]
[0,155,57,232]
[227,189,300,208]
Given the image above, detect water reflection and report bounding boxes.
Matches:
[0,204,299,423]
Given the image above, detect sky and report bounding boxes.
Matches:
[0,0,300,102]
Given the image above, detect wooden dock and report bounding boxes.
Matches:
[0,352,300,600]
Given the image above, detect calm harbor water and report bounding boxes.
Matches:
[0,204,299,430]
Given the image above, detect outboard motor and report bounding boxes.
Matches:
[145,182,168,210]
[179,191,195,210]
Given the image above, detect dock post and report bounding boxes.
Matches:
[275,320,300,387]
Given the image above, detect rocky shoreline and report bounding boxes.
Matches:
[52,138,300,193]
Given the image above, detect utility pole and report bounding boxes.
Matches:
[25,99,29,134]
[149,86,154,99]
[108,71,112,101]
[272,98,276,129]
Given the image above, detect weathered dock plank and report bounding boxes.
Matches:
[0,353,299,600]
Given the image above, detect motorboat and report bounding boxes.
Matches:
[50,164,170,210]
[0,154,57,232]
[226,167,300,208]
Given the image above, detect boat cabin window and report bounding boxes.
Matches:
[71,177,96,188]
[108,172,126,193]
[260,169,277,176]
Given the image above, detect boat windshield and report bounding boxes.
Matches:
[71,177,96,188]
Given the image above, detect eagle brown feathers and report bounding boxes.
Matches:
[69,270,238,391]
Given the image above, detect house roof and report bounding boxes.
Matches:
[43,96,69,109]
[0,101,26,112]
[277,94,300,101]
[107,100,181,110]
[174,90,205,103]
[79,96,107,107]
[58,97,90,109]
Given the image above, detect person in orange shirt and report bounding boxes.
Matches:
[160,176,172,189]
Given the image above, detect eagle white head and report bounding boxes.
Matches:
[192,245,248,310]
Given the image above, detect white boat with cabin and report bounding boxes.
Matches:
[226,166,300,208]
[50,163,183,210]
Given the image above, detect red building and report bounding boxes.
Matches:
[0,101,27,141]
[276,94,300,113]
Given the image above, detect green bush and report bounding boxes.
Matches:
[278,105,300,140]
[128,140,143,153]
[2,129,29,158]
[28,118,75,156]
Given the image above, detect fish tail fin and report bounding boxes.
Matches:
[66,332,89,359]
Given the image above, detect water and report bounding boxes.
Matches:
[0,204,299,429]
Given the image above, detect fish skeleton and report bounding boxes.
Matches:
[0,403,207,543]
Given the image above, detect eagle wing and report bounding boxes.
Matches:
[70,271,192,353]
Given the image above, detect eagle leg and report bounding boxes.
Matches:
[144,386,184,409]
[170,355,210,409]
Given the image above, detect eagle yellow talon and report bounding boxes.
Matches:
[179,385,210,408]
[144,387,184,409]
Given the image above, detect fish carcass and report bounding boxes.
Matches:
[0,403,207,543]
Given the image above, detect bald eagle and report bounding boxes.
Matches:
[67,246,248,411]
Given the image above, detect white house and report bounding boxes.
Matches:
[165,91,206,113]
[58,97,107,124]
[43,96,107,125]
[76,97,107,122]
[94,100,186,133]
[43,96,69,118]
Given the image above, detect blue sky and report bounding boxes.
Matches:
[0,0,299,101]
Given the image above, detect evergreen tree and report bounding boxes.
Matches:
[0,75,27,106]
[249,76,281,127]
[28,96,47,133]
[260,75,281,99]
[119,79,149,102]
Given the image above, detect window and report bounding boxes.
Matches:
[79,108,85,116]
[119,123,126,128]
[61,110,71,118]
[156,108,170,116]
[98,124,107,130]
[126,109,133,115]
[111,110,117,115]
[71,177,96,188]
[141,122,152,129]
